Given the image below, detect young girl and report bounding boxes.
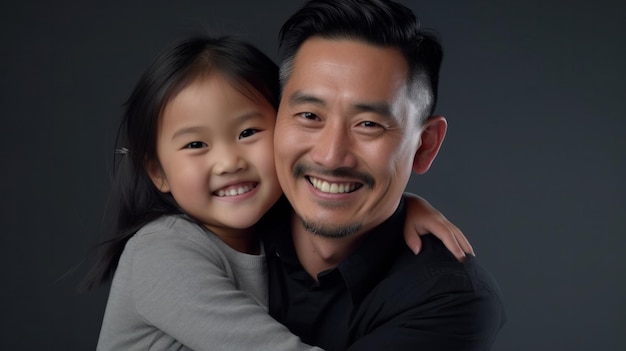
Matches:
[86,35,471,350]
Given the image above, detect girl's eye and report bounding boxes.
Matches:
[184,141,207,149]
[239,128,260,139]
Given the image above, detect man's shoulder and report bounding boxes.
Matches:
[356,234,505,327]
[351,234,506,345]
[385,234,502,298]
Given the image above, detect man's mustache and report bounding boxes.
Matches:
[292,163,375,189]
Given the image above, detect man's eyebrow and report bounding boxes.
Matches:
[352,102,394,120]
[287,91,394,120]
[288,91,326,107]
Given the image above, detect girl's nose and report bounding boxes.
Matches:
[213,147,247,175]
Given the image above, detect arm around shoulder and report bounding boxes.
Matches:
[346,256,506,350]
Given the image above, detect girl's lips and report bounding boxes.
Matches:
[213,182,258,197]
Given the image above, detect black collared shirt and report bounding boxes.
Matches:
[264,198,506,350]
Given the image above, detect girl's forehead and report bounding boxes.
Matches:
[178,71,273,108]
[159,74,276,133]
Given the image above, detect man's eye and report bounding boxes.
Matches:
[299,112,318,120]
[239,128,260,139]
[361,121,381,128]
[184,141,207,149]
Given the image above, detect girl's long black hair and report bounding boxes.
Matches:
[82,35,279,290]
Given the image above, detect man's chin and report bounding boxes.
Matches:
[299,217,362,239]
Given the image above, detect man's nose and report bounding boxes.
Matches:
[310,122,357,169]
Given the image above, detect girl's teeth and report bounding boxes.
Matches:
[217,184,253,197]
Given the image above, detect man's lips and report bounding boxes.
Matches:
[293,163,375,191]
[213,182,258,197]
[306,176,362,194]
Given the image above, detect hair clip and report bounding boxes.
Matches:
[115,147,130,155]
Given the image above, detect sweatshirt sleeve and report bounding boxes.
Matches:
[129,221,323,351]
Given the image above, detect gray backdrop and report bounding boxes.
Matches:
[1,0,624,350]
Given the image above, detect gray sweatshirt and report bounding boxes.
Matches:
[97,215,321,351]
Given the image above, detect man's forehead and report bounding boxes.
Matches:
[285,38,408,92]
[293,37,406,70]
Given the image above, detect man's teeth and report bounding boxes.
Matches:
[309,177,358,194]
[216,184,253,197]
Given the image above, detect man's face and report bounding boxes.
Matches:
[274,37,427,238]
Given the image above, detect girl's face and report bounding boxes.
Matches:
[148,72,281,240]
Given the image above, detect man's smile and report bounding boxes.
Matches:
[307,176,361,194]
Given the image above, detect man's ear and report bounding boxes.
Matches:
[146,159,170,193]
[412,115,447,174]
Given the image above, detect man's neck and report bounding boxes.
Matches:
[290,215,364,281]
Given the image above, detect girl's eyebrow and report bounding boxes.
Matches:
[171,126,205,140]
[232,111,265,124]
[171,111,266,140]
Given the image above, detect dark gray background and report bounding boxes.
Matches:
[1,0,624,350]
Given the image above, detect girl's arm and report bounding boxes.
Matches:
[403,193,474,261]
[102,218,322,351]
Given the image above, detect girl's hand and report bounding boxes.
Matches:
[403,193,475,261]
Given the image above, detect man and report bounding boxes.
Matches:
[264,0,506,349]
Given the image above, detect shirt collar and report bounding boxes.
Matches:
[338,198,407,304]
[263,197,408,302]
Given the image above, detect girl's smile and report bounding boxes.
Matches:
[148,72,283,240]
